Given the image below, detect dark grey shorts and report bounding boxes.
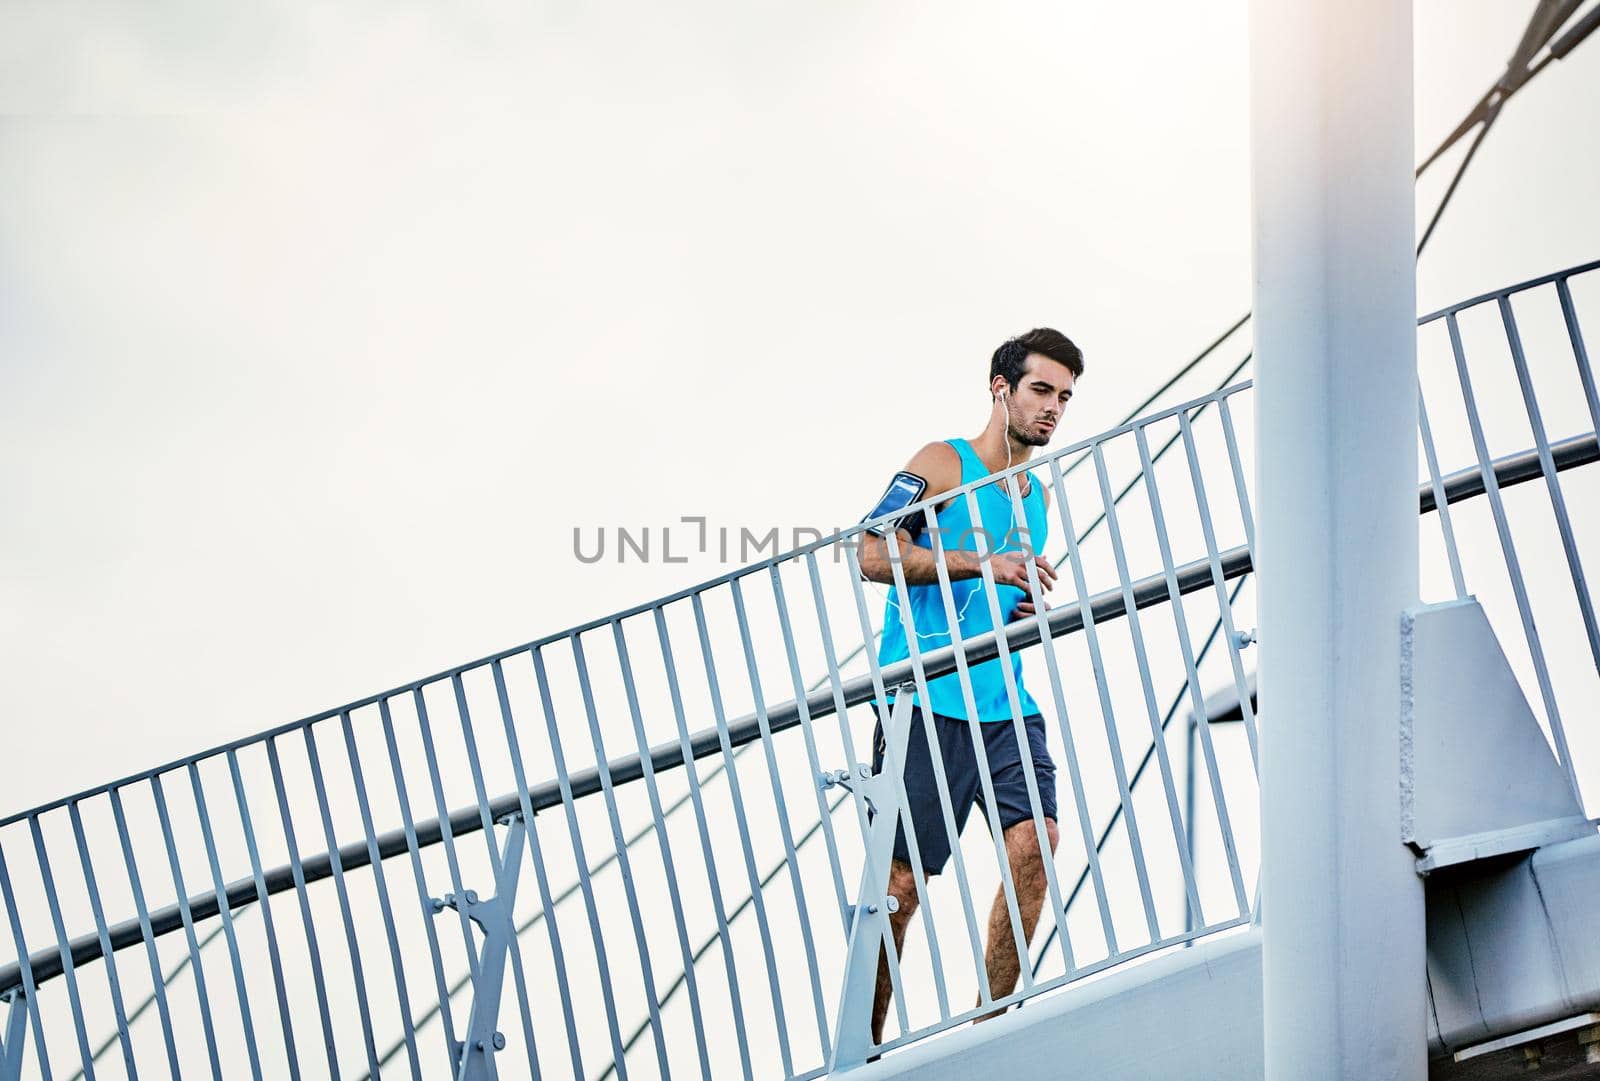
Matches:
[870,703,1057,876]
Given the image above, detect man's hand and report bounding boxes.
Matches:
[986,550,1057,593]
[1010,597,1052,622]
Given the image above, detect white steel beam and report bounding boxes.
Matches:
[1249,0,1425,1078]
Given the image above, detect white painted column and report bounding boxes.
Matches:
[1250,1,1425,1079]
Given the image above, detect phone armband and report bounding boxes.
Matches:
[860,471,929,539]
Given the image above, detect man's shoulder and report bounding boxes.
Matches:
[904,440,962,489]
[907,438,959,460]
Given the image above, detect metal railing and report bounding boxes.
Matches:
[1416,258,1600,813]
[1,259,1596,1081]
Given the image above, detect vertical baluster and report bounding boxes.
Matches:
[650,607,756,1080]
[529,645,633,1079]
[1088,445,1209,939]
[997,465,1137,969]
[225,750,303,1081]
[1557,278,1600,442]
[1048,452,1162,943]
[67,802,139,1078]
[376,698,463,1068]
[611,618,715,1081]
[1446,312,1579,796]
[1021,459,1122,957]
[300,727,383,1077]
[490,658,587,1080]
[148,774,224,1081]
[25,817,97,1078]
[182,767,265,1081]
[687,592,795,1077]
[801,551,875,867]
[0,842,54,1081]
[569,634,672,1079]
[264,738,342,1078]
[1135,426,1251,919]
[1417,387,1469,599]
[335,713,423,1081]
[107,788,184,1078]
[766,567,851,927]
[1216,396,1257,559]
[1500,295,1600,674]
[727,577,832,1057]
[1176,410,1261,772]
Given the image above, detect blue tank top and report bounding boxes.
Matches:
[875,438,1051,722]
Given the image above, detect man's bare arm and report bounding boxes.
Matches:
[861,533,1056,592]
[859,530,983,586]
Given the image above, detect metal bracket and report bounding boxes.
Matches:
[819,768,855,793]
[431,890,507,936]
[1401,599,1594,874]
[426,814,528,1081]
[842,896,900,924]
[822,764,885,814]
[451,1032,508,1074]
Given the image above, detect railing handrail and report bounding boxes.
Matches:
[1415,257,1600,325]
[6,418,1597,999]
[1422,431,1597,513]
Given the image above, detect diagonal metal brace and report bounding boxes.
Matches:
[428,814,527,1081]
[0,992,27,1081]
[829,692,916,1071]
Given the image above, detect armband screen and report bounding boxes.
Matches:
[861,471,929,538]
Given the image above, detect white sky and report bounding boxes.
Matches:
[3,3,1599,1076]
[4,1,1594,813]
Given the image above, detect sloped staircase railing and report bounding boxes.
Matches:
[1,259,1596,1081]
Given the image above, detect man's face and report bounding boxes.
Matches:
[1000,353,1076,447]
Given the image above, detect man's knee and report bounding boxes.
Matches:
[887,859,922,913]
[1005,817,1059,864]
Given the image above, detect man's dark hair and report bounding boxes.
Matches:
[990,328,1084,392]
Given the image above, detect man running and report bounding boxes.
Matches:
[856,327,1082,1041]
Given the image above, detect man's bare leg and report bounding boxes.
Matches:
[871,858,924,1046]
[975,817,1059,1021]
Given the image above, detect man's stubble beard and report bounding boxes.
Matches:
[1008,420,1050,449]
